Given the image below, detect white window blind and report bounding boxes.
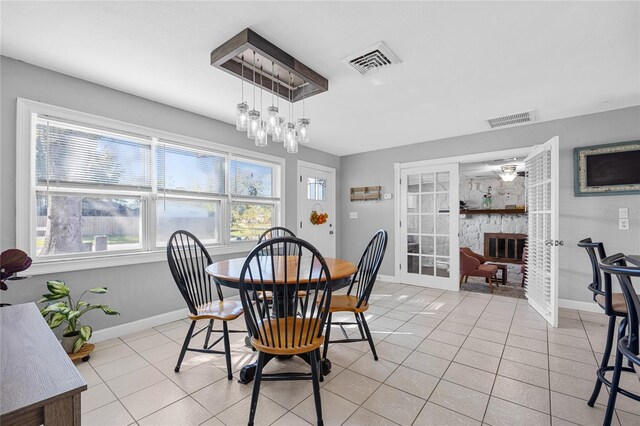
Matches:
[230,158,274,197]
[156,142,225,195]
[36,118,152,189]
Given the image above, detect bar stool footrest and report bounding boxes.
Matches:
[596,365,640,402]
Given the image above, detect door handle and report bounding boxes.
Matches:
[329,231,334,235]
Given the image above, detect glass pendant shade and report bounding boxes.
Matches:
[255,121,268,147]
[272,117,285,142]
[235,102,248,131]
[247,110,260,139]
[266,106,279,135]
[296,118,310,144]
[287,135,298,154]
[284,122,296,150]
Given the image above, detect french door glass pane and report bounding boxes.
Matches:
[436,172,450,191]
[436,236,450,256]
[436,257,450,277]
[407,235,419,253]
[407,174,419,193]
[421,256,435,275]
[435,215,449,235]
[421,236,434,255]
[436,193,449,212]
[421,173,434,192]
[407,215,419,233]
[421,194,435,213]
[421,214,434,234]
[407,255,419,273]
[407,194,419,213]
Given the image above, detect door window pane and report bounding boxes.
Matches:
[407,235,419,253]
[421,173,434,193]
[36,193,141,256]
[421,194,435,213]
[407,194,419,213]
[421,236,434,255]
[436,236,450,256]
[421,256,435,276]
[407,215,419,233]
[435,215,449,235]
[231,203,274,241]
[407,255,419,274]
[436,172,450,191]
[436,193,449,212]
[407,174,419,193]
[307,177,326,201]
[421,214,434,234]
[156,199,220,245]
[436,257,450,277]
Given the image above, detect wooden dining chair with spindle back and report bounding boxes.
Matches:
[167,230,246,379]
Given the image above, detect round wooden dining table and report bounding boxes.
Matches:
[206,256,357,383]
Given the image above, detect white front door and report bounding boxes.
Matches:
[400,163,460,290]
[524,136,560,327]
[297,161,336,258]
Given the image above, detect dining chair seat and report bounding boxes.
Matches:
[251,317,325,355]
[321,294,368,313]
[475,264,499,278]
[188,300,244,321]
[595,293,637,314]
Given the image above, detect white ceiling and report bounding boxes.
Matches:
[459,158,525,179]
[1,1,638,156]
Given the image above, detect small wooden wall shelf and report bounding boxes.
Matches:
[461,209,526,215]
[350,186,381,201]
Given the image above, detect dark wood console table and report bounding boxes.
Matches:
[1,303,87,425]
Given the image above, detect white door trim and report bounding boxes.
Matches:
[297,160,337,256]
[394,146,533,284]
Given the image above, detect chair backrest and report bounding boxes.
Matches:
[238,237,332,351]
[460,249,480,275]
[167,230,224,315]
[600,254,640,359]
[577,238,610,306]
[460,247,486,264]
[347,229,388,308]
[258,227,296,243]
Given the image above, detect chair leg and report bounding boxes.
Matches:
[464,276,469,283]
[222,321,233,380]
[355,312,366,339]
[360,312,378,361]
[175,320,196,372]
[488,277,494,293]
[322,313,332,360]
[248,352,265,426]
[310,349,324,426]
[604,341,624,426]
[588,315,616,406]
[203,319,214,349]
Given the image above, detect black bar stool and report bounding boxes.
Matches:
[599,254,640,426]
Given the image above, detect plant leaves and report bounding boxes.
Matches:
[67,310,81,321]
[72,335,85,353]
[79,325,92,342]
[88,287,108,294]
[48,312,65,329]
[47,280,70,296]
[76,301,89,307]
[100,305,120,316]
[0,249,32,276]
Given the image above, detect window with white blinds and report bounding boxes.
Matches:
[19,100,283,269]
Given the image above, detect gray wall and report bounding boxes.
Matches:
[0,56,340,330]
[340,106,640,303]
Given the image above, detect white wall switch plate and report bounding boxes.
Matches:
[349,212,358,219]
[619,208,629,219]
[383,193,392,200]
[619,218,630,230]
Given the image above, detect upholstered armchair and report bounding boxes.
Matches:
[460,249,498,292]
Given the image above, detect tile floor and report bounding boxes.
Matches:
[77,281,640,425]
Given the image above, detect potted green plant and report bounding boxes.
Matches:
[38,280,119,353]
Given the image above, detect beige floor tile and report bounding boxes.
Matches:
[491,376,550,413]
[121,328,160,343]
[617,410,640,426]
[442,362,496,394]
[402,350,451,378]
[385,365,439,400]
[343,407,399,425]
[81,401,134,426]
[484,396,551,426]
[506,334,548,354]
[416,338,460,360]
[362,384,426,426]
[428,380,490,421]
[153,319,189,333]
[446,313,479,326]
[413,402,481,425]
[79,365,103,387]
[453,348,501,374]
[549,371,607,405]
[126,332,173,353]
[498,359,549,389]
[551,416,581,425]
[502,346,549,370]
[428,329,467,347]
[468,327,507,345]
[81,382,118,414]
[383,310,416,322]
[89,343,136,367]
[323,368,381,405]
[216,394,287,426]
[259,378,314,409]
[547,332,593,351]
[370,316,406,331]
[292,388,358,425]
[137,340,183,364]
[395,321,434,338]
[550,391,620,426]
[462,336,504,358]
[325,344,365,367]
[509,325,548,342]
[436,320,473,336]
[408,313,445,329]
[549,343,597,365]
[548,356,596,381]
[384,330,426,349]
[107,365,166,398]
[93,338,124,352]
[168,361,228,394]
[120,379,187,420]
[271,412,313,426]
[348,353,398,382]
[138,396,213,426]
[372,340,413,364]
[191,376,253,416]
[94,353,150,382]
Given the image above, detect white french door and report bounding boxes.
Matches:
[400,163,459,290]
[524,136,560,327]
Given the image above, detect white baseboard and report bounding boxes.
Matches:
[377,274,399,283]
[92,308,189,343]
[558,298,601,313]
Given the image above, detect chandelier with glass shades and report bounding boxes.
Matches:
[210,29,328,154]
[499,165,519,182]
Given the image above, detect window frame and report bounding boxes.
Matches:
[16,98,285,275]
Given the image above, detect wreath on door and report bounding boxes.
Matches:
[309,203,328,225]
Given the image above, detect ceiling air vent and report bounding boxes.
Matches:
[343,42,400,76]
[486,110,536,129]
